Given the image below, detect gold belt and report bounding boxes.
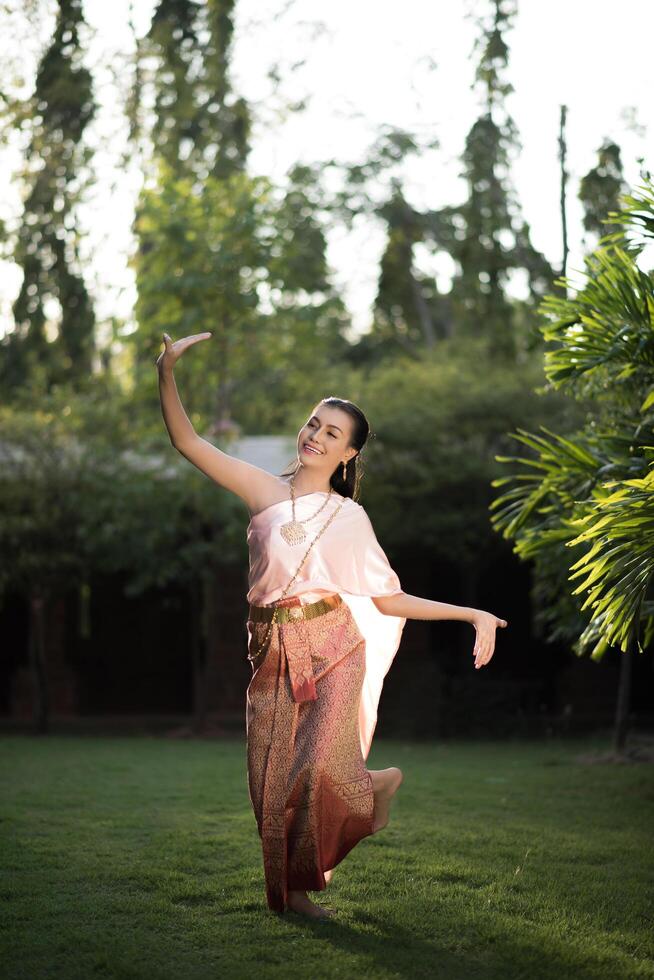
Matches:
[248,593,342,624]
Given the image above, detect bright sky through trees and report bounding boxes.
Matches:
[1,0,652,343]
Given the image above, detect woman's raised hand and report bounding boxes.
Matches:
[470,610,508,669]
[155,332,212,372]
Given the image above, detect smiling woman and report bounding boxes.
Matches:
[155,332,508,920]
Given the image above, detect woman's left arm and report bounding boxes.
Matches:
[372,592,508,669]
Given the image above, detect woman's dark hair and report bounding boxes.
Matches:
[278,396,372,501]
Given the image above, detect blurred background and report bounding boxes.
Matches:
[1,0,653,751]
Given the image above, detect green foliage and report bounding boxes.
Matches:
[441,0,555,357]
[579,139,629,245]
[123,0,344,419]
[371,184,452,354]
[131,0,250,179]
[566,467,654,658]
[0,0,97,393]
[539,252,654,396]
[130,163,352,435]
[469,0,516,106]
[491,179,654,660]
[359,0,555,364]
[0,385,246,609]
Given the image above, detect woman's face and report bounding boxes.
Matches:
[297,405,357,474]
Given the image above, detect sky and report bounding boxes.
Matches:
[1,0,653,345]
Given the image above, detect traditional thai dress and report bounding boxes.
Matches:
[245,490,406,913]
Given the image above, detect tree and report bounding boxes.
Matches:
[129,164,352,436]
[579,139,629,248]
[558,104,570,283]
[330,0,554,363]
[128,0,250,181]
[299,126,446,365]
[0,0,97,393]
[490,178,654,753]
[372,181,453,356]
[423,0,554,359]
[127,1,354,436]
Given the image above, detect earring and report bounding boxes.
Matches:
[342,460,347,480]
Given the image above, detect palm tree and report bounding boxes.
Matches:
[490,179,654,753]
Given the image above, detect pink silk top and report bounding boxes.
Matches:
[246,490,406,760]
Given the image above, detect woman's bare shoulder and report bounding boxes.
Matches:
[247,477,296,519]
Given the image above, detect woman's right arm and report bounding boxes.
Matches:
[158,362,197,448]
[156,332,283,513]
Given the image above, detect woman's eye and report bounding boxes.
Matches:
[306,422,336,438]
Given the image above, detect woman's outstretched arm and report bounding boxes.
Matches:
[372,592,476,622]
[156,331,286,513]
[372,592,507,669]
[158,344,200,449]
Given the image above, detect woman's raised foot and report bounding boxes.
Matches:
[370,766,403,833]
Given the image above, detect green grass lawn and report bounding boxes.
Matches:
[0,733,652,980]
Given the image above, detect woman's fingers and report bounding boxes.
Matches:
[171,332,212,346]
[157,332,212,365]
[474,637,496,667]
[473,626,504,667]
[171,332,212,354]
[474,646,492,668]
[474,641,492,668]
[471,611,508,668]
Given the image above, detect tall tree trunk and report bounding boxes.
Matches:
[558,104,569,289]
[29,593,49,734]
[410,271,436,348]
[399,196,436,348]
[613,641,632,754]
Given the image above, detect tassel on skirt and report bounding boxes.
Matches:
[245,593,375,913]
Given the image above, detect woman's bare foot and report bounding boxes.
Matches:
[286,889,336,919]
[324,867,334,885]
[370,767,403,833]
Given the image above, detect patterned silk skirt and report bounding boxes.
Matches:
[245,592,375,913]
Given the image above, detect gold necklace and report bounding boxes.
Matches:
[279,475,334,546]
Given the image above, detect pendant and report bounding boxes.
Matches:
[280,520,307,546]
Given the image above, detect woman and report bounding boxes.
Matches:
[156,331,508,921]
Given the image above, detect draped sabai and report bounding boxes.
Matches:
[246,491,406,760]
